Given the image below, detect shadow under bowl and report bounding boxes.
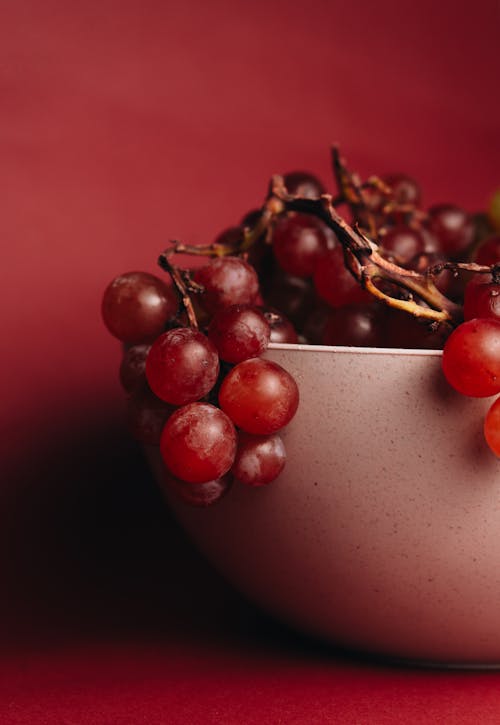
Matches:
[147,343,500,666]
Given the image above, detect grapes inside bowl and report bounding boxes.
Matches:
[147,342,500,665]
[103,152,500,665]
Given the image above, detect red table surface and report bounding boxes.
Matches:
[2,1,500,722]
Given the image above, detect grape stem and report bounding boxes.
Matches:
[159,149,496,328]
[158,249,199,329]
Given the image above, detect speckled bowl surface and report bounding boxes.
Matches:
[147,343,500,665]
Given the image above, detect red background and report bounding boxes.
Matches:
[2,1,500,722]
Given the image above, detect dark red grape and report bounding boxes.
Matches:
[442,318,500,397]
[313,247,371,307]
[380,225,425,265]
[194,257,259,314]
[302,303,331,344]
[464,280,500,321]
[208,304,270,363]
[474,235,500,266]
[283,171,326,199]
[264,308,299,344]
[119,344,151,392]
[213,226,244,248]
[102,271,179,344]
[322,304,386,347]
[382,173,421,207]
[126,382,175,446]
[219,358,299,434]
[427,205,474,258]
[272,213,329,277]
[232,432,286,486]
[161,470,233,506]
[146,328,219,405]
[264,271,315,328]
[384,308,450,350]
[160,402,237,483]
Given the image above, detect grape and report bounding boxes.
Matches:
[272,213,329,277]
[213,226,244,248]
[126,382,175,445]
[208,304,270,363]
[464,280,500,321]
[161,470,233,506]
[264,308,299,344]
[146,328,219,405]
[442,318,500,397]
[119,344,151,392]
[102,271,179,344]
[283,171,326,199]
[427,205,474,258]
[160,402,237,483]
[219,358,299,434]
[484,396,500,457]
[264,271,315,328]
[380,225,425,265]
[322,304,386,347]
[194,257,259,314]
[302,303,331,344]
[408,252,461,300]
[382,173,421,207]
[384,308,450,350]
[313,247,371,307]
[489,189,500,232]
[361,173,420,217]
[474,235,500,266]
[232,433,286,486]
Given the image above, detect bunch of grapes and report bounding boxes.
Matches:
[102,261,299,507]
[102,152,500,503]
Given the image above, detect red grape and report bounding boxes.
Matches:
[232,433,286,486]
[264,271,315,328]
[219,358,299,434]
[464,280,500,321]
[272,213,329,277]
[146,328,219,405]
[194,257,259,314]
[380,225,425,265]
[382,173,421,207]
[283,171,326,199]
[119,344,151,392]
[322,304,386,347]
[384,308,450,350]
[102,271,179,344]
[474,235,500,266]
[160,402,237,483]
[208,304,270,363]
[161,470,233,506]
[264,308,299,344]
[126,382,175,445]
[313,247,371,307]
[427,205,474,257]
[442,318,500,397]
[484,396,500,457]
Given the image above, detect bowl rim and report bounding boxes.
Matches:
[268,342,443,358]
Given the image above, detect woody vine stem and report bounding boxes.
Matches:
[158,148,497,329]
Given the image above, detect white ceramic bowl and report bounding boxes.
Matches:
[148,343,500,665]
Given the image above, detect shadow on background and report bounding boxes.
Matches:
[1,404,349,662]
[0,406,254,646]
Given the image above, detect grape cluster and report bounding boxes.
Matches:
[102,155,500,499]
[102,260,299,507]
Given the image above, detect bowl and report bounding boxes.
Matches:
[147,342,500,666]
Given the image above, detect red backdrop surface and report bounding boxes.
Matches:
[1,1,500,722]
